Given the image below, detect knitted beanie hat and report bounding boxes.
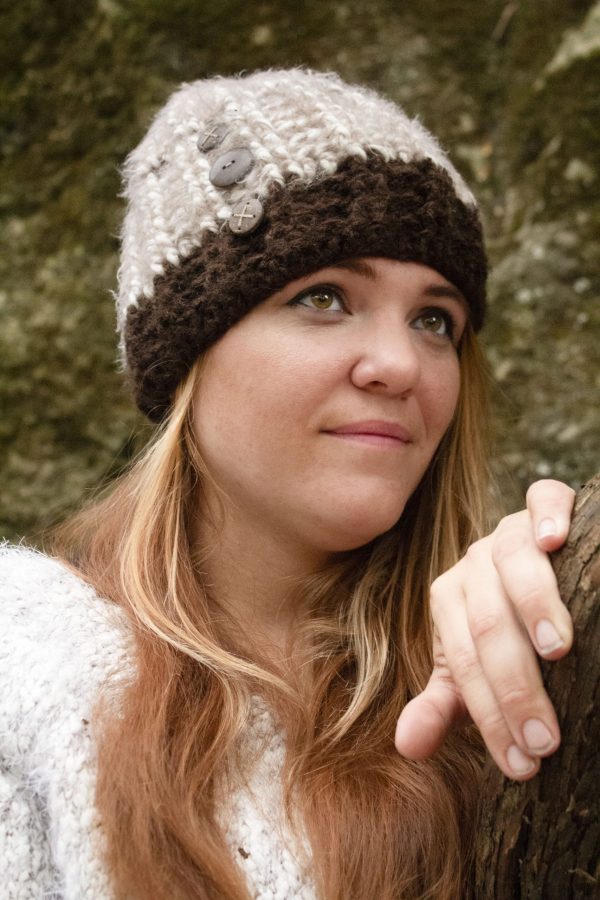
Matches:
[117,67,487,421]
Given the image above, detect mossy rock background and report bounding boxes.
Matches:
[1,0,598,542]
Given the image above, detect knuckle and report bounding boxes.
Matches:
[495,510,525,532]
[429,575,450,614]
[526,480,554,503]
[450,646,481,687]
[430,574,443,597]
[526,478,576,504]
[491,527,530,565]
[464,537,489,564]
[477,707,508,739]
[432,650,452,675]
[496,682,532,711]
[509,583,544,618]
[469,610,503,642]
[431,568,454,591]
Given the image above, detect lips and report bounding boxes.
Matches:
[326,420,413,442]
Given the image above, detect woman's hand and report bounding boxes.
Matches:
[394,479,576,780]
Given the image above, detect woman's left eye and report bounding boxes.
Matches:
[413,308,455,339]
[288,285,346,313]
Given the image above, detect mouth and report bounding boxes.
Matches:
[324,420,413,446]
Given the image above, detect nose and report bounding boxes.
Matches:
[350,322,421,396]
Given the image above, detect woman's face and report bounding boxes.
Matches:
[193,258,467,555]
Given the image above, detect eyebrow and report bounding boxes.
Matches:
[333,258,467,307]
[335,258,379,280]
[421,283,467,308]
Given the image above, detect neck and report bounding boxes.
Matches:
[192,505,330,663]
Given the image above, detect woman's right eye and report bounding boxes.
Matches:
[288,285,346,313]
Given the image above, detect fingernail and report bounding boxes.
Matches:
[537,517,557,539]
[523,718,554,754]
[507,744,536,775]
[535,618,564,654]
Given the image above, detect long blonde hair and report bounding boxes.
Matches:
[47,325,494,900]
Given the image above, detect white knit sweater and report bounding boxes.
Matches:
[0,543,315,899]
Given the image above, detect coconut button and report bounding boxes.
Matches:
[209,148,254,187]
[197,122,229,152]
[228,197,264,235]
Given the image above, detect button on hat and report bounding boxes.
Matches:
[209,148,254,187]
[197,122,229,152]
[228,197,264,235]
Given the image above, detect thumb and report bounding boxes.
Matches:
[394,673,468,760]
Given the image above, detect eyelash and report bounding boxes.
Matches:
[287,284,458,341]
[287,284,345,313]
[414,307,457,341]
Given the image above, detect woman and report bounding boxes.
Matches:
[0,68,575,899]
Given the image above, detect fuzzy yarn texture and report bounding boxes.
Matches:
[117,67,487,421]
[0,544,315,899]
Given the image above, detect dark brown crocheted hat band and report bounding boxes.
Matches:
[124,154,488,421]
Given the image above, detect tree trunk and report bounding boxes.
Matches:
[474,473,600,899]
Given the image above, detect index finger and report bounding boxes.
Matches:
[526,479,576,553]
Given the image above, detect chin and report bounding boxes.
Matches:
[313,504,407,553]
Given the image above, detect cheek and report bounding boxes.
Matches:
[424,359,461,437]
[192,335,323,469]
[194,361,264,455]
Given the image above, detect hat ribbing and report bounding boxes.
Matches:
[117,68,487,421]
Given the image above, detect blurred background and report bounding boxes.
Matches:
[1,0,599,543]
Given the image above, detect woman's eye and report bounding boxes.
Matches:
[413,308,454,339]
[289,286,345,312]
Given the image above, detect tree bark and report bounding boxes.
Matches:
[474,473,600,899]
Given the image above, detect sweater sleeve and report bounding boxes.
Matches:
[0,542,133,899]
[0,759,57,898]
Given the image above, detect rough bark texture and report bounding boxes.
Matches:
[474,473,600,898]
